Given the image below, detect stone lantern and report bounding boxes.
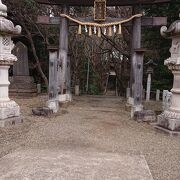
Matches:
[0,0,22,127]
[157,15,180,134]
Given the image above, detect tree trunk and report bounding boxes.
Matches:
[25,29,49,90]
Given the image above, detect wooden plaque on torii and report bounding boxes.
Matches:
[94,0,106,21]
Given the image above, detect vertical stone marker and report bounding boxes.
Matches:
[156,89,160,101]
[66,56,72,101]
[126,88,130,98]
[146,73,151,101]
[47,46,59,113]
[156,16,180,134]
[10,42,37,96]
[0,0,22,127]
[145,59,157,101]
[13,42,29,76]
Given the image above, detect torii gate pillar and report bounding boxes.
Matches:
[128,6,143,117]
[58,5,72,103]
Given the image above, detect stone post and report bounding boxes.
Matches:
[162,90,168,102]
[75,85,80,96]
[156,17,180,133]
[0,0,22,127]
[37,84,41,94]
[146,73,151,101]
[156,89,160,101]
[66,56,72,101]
[126,88,130,98]
[145,59,157,101]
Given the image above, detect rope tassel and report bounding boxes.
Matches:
[94,26,97,34]
[89,26,92,36]
[118,24,122,35]
[108,26,112,37]
[85,25,88,33]
[98,27,101,38]
[103,27,107,35]
[78,25,82,34]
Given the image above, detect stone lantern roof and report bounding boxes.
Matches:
[160,14,180,66]
[145,59,157,67]
[161,15,180,38]
[0,0,21,35]
[0,0,7,17]
[145,59,157,74]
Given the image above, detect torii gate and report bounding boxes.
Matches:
[36,0,170,116]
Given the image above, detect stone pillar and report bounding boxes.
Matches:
[146,73,151,101]
[163,90,168,102]
[156,17,180,133]
[126,88,130,98]
[0,0,22,127]
[75,85,80,96]
[37,84,41,94]
[47,47,59,113]
[156,89,160,101]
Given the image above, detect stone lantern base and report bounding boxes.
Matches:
[0,65,22,127]
[156,110,180,135]
[0,100,22,127]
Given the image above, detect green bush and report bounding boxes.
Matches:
[89,84,100,95]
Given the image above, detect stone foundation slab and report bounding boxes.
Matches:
[154,125,180,136]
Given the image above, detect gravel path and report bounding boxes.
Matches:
[0,95,180,180]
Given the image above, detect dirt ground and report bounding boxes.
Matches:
[0,95,180,180]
